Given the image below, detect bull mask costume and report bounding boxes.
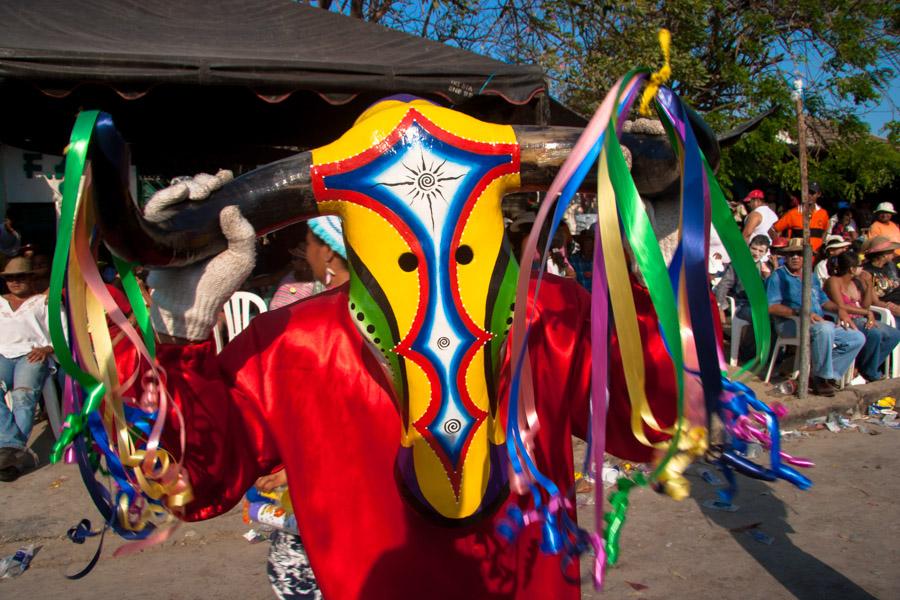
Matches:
[47,54,812,597]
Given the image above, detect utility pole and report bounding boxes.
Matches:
[794,77,812,399]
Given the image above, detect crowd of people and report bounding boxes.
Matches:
[2,185,897,492]
[714,187,900,396]
[2,172,897,600]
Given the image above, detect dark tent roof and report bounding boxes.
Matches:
[0,0,545,106]
[0,0,585,171]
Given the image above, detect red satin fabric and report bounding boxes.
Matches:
[602,279,678,463]
[150,277,586,600]
[137,275,673,599]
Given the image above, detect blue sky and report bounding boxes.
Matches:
[864,78,898,136]
[780,39,897,137]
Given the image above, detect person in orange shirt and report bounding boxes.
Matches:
[770,182,830,251]
[869,202,900,256]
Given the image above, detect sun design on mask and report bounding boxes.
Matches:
[374,151,465,230]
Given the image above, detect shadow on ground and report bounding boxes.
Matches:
[691,470,875,600]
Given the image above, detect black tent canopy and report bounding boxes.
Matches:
[0,0,545,105]
[0,0,582,170]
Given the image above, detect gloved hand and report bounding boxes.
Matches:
[145,171,256,341]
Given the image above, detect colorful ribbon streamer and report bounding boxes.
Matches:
[48,112,192,563]
[502,49,809,588]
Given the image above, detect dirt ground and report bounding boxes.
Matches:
[1,421,897,599]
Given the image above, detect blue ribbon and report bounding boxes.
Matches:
[655,88,723,421]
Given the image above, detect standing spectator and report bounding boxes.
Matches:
[766,238,865,396]
[824,252,900,382]
[869,202,900,256]
[861,236,900,305]
[0,256,54,481]
[741,189,778,243]
[770,182,830,252]
[815,235,851,282]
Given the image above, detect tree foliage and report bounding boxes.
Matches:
[306,0,900,199]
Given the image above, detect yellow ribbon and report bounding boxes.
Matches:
[596,144,674,448]
[69,167,192,531]
[656,426,708,500]
[639,29,672,116]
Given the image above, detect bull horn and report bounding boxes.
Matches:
[513,107,720,198]
[90,114,318,268]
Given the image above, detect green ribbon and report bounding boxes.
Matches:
[705,160,771,375]
[113,255,156,357]
[48,111,104,463]
[597,70,686,566]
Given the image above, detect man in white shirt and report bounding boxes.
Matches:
[741,189,778,243]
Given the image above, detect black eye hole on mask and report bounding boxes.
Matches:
[398,252,419,272]
[455,245,474,265]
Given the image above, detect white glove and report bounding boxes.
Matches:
[143,170,234,223]
[145,172,256,341]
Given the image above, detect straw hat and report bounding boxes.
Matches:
[862,235,900,255]
[774,238,806,254]
[0,256,36,276]
[823,234,851,251]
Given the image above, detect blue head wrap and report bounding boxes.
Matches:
[308,216,346,260]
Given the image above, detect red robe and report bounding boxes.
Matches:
[143,275,675,600]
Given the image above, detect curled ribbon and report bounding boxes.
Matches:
[49,111,193,560]
[639,29,672,116]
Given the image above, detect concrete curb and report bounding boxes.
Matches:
[741,377,900,429]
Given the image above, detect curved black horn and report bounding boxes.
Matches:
[513,108,721,199]
[513,125,584,192]
[90,114,317,268]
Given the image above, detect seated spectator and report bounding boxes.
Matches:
[508,212,575,278]
[569,229,594,290]
[715,235,771,362]
[861,236,900,306]
[766,238,865,396]
[29,253,51,294]
[855,201,874,241]
[770,182,830,252]
[715,235,772,320]
[0,256,54,481]
[829,205,858,241]
[269,240,320,310]
[815,235,851,282]
[824,253,900,382]
[0,218,21,258]
[302,216,350,290]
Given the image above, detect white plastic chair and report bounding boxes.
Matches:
[869,306,898,378]
[42,363,64,440]
[222,291,268,344]
[765,316,801,383]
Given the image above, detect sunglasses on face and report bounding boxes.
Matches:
[2,274,31,282]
